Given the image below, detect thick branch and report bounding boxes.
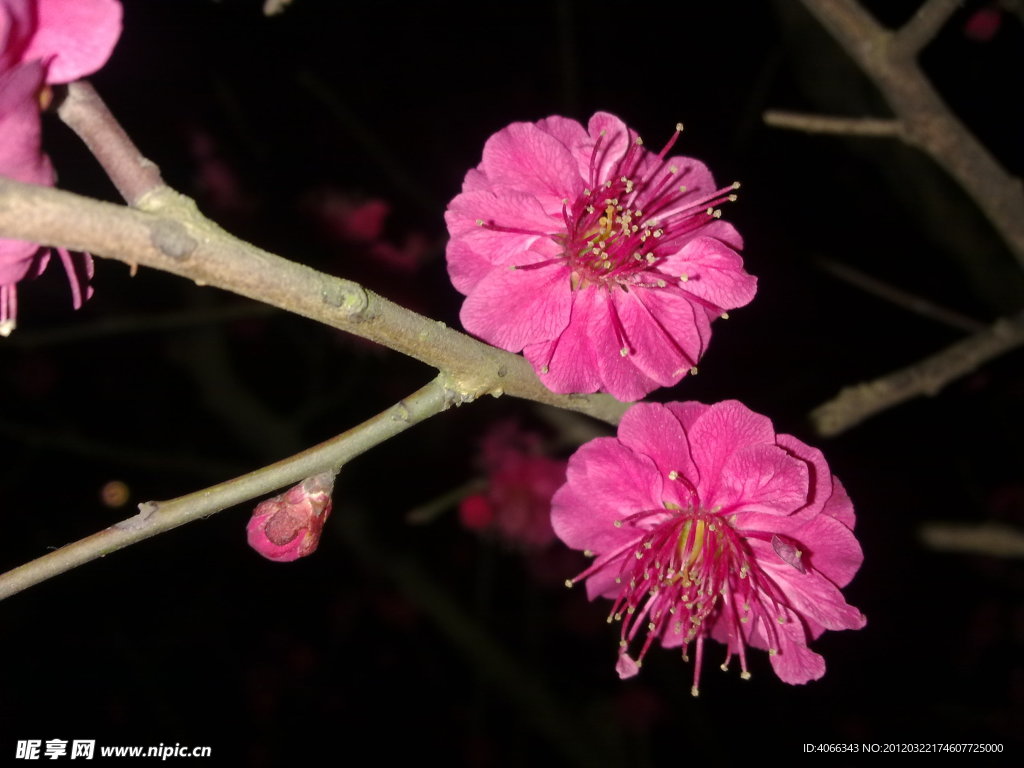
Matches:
[811,310,1024,436]
[0,376,454,601]
[798,0,1024,266]
[0,177,629,425]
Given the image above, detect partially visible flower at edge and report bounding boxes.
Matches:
[0,0,122,335]
[247,471,337,562]
[458,421,566,552]
[552,400,865,694]
[445,112,757,402]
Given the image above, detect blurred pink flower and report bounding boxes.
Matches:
[459,422,566,551]
[0,0,121,333]
[553,401,865,694]
[964,5,1002,42]
[445,112,756,401]
[307,190,432,276]
[247,472,336,562]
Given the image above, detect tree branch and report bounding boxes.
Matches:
[798,0,1024,266]
[0,177,629,425]
[56,81,165,206]
[0,375,454,601]
[811,310,1024,436]
[894,0,961,57]
[919,522,1024,559]
[817,258,986,333]
[763,110,903,137]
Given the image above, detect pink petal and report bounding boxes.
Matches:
[478,120,583,207]
[752,540,866,631]
[613,286,704,386]
[586,288,664,402]
[551,438,663,554]
[524,286,603,394]
[617,402,700,502]
[443,237,493,295]
[22,0,122,84]
[663,400,712,433]
[582,112,634,183]
[792,513,864,589]
[460,259,571,352]
[445,188,556,249]
[766,614,827,685]
[659,236,757,311]
[822,475,856,530]
[716,444,810,518]
[535,115,588,157]
[0,61,53,185]
[686,401,777,502]
[776,434,839,522]
[0,1,35,73]
[615,653,640,679]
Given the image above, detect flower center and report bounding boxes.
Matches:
[560,125,739,291]
[567,491,794,695]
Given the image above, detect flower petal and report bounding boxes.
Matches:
[478,120,583,207]
[24,0,122,84]
[525,287,603,394]
[660,236,757,312]
[460,260,571,352]
[551,438,663,554]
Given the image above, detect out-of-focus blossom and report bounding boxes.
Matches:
[459,422,566,552]
[247,471,337,562]
[553,401,865,694]
[0,0,122,333]
[964,5,1002,42]
[445,112,756,401]
[307,190,433,276]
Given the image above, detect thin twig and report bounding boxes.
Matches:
[0,176,629,426]
[798,0,1024,266]
[817,258,987,333]
[0,375,454,602]
[895,0,962,57]
[763,110,903,137]
[811,310,1024,436]
[56,82,165,206]
[919,522,1024,558]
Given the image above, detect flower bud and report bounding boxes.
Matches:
[246,471,337,562]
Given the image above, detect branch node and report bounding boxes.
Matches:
[321,280,369,318]
[148,219,198,261]
[115,500,160,532]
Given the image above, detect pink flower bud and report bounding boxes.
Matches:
[246,471,336,562]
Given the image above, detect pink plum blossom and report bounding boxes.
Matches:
[459,421,566,551]
[247,472,336,562]
[0,0,122,333]
[445,112,756,401]
[552,400,865,694]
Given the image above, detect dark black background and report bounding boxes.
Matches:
[1,0,1022,764]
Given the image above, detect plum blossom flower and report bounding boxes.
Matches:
[459,421,565,551]
[247,471,336,562]
[552,400,865,694]
[445,112,756,401]
[0,0,122,334]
